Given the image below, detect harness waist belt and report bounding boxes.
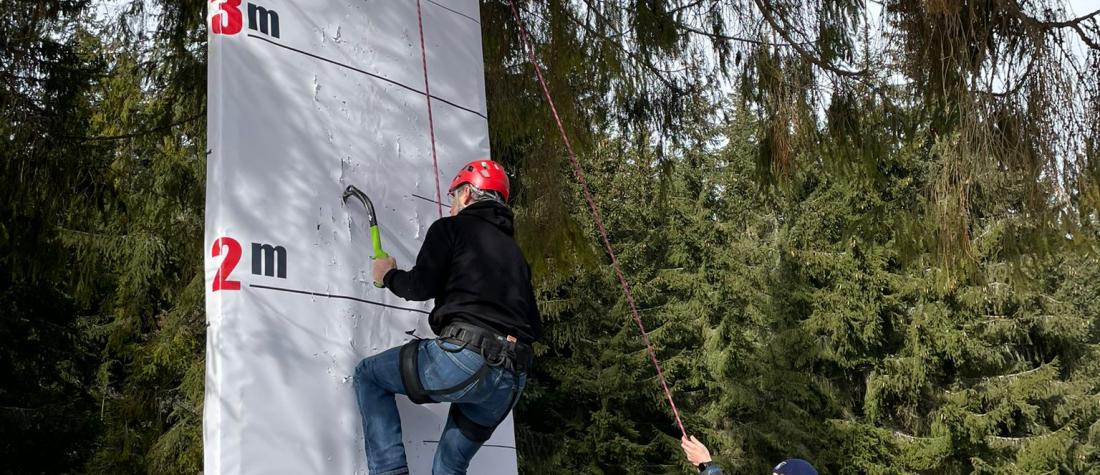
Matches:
[440,322,533,372]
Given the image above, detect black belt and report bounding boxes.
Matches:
[440,322,533,373]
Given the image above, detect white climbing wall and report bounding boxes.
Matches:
[203,0,513,473]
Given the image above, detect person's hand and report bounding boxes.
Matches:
[681,435,712,466]
[372,256,397,285]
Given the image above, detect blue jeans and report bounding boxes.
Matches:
[354,339,527,475]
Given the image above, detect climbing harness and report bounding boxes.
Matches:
[440,322,533,373]
[342,184,389,288]
[398,339,490,405]
[399,322,533,441]
[506,0,687,437]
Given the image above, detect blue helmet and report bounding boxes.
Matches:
[772,458,818,475]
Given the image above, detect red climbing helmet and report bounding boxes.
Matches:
[448,159,510,202]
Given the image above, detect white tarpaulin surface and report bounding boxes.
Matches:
[204,1,514,473]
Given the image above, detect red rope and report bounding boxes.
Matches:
[415,0,444,217]
[506,0,686,437]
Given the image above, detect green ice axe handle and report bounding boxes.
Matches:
[370,225,388,259]
[370,225,388,288]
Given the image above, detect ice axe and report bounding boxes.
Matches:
[342,184,388,288]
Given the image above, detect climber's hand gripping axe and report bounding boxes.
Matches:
[342,184,388,288]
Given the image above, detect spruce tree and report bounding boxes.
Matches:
[3,1,1098,473]
[1,0,105,471]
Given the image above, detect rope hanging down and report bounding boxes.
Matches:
[415,0,444,217]
[506,0,687,437]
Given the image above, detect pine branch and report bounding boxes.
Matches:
[566,0,690,94]
[1021,5,1100,28]
[991,365,1049,381]
[978,361,1053,383]
[673,19,803,47]
[1001,1,1100,51]
[751,0,868,78]
[72,111,204,142]
[0,405,46,414]
[890,429,944,442]
[972,54,1038,98]
[985,424,1071,447]
[671,0,713,16]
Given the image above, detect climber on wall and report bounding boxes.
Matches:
[353,159,541,475]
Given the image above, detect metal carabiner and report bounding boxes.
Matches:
[481,344,508,368]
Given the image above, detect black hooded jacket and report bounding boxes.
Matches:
[382,201,541,344]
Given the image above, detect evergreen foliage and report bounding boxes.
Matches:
[2,0,206,472]
[2,0,1098,473]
